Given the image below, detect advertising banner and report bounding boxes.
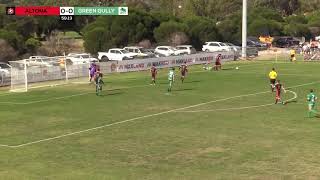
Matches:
[102,51,235,73]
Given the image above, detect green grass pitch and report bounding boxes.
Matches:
[1,60,320,179]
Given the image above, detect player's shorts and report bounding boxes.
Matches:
[215,62,221,66]
[181,72,186,77]
[291,54,295,58]
[270,79,276,84]
[276,92,281,99]
[152,74,156,79]
[308,103,315,108]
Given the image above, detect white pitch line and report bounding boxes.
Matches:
[0,81,314,148]
[19,84,151,105]
[0,91,272,148]
[5,65,290,105]
[0,91,93,105]
[177,90,298,113]
[179,103,274,113]
[28,82,69,90]
[0,61,307,100]
[0,144,13,148]
[0,91,14,97]
[192,62,273,73]
[0,84,151,105]
[286,90,298,102]
[220,71,316,77]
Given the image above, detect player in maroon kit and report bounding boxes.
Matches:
[275,80,286,104]
[150,64,157,85]
[214,54,222,71]
[179,62,188,83]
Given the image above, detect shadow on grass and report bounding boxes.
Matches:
[183,80,201,84]
[222,68,236,71]
[159,80,201,85]
[172,88,194,92]
[99,92,124,97]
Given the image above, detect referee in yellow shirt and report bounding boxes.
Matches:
[290,49,296,62]
[269,68,277,92]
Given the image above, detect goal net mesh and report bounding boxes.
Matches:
[9,56,71,92]
[9,60,27,92]
[9,57,132,92]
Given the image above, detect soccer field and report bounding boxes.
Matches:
[1,60,320,179]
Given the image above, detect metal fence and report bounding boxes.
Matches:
[4,51,237,89]
[303,48,320,61]
[0,72,10,87]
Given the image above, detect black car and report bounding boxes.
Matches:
[235,39,267,50]
[274,37,300,48]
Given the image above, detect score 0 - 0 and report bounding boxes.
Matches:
[60,7,74,21]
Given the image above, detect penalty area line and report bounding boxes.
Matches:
[0,82,310,149]
[0,90,273,148]
[176,90,298,113]
[0,84,151,105]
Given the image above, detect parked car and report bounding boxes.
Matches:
[235,39,267,50]
[248,37,268,47]
[123,46,155,58]
[226,43,241,52]
[273,37,300,48]
[226,43,258,58]
[225,43,241,58]
[221,43,233,51]
[29,56,49,59]
[26,58,54,67]
[98,48,136,61]
[66,53,98,65]
[146,49,165,58]
[202,42,231,52]
[175,45,196,55]
[248,40,268,49]
[0,62,11,76]
[154,46,180,56]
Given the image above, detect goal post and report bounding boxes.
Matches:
[9,56,71,92]
[9,60,28,92]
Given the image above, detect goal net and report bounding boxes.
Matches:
[9,56,69,92]
[9,60,28,92]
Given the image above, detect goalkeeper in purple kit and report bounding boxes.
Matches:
[89,63,97,82]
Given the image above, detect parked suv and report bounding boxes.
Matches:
[274,37,300,48]
[123,46,155,58]
[154,46,180,56]
[66,53,98,65]
[202,42,231,52]
[98,49,136,61]
[175,45,196,55]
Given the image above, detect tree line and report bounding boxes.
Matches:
[0,0,319,61]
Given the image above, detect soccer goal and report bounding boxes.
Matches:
[9,56,70,92]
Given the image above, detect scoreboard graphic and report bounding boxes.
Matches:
[5,6,129,21]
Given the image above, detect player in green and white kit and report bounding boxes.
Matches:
[168,67,175,92]
[307,89,317,118]
[95,72,104,96]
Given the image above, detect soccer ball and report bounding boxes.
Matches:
[235,67,239,70]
